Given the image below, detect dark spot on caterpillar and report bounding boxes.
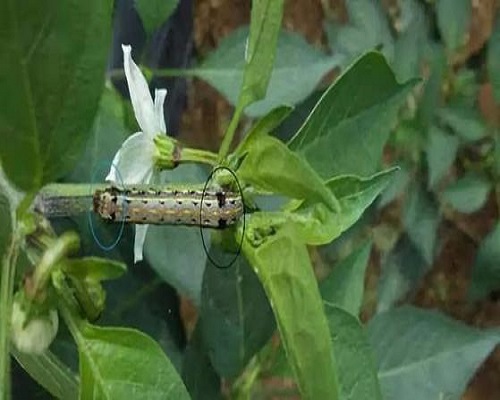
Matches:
[142,199,148,204]
[204,219,211,225]
[205,202,212,207]
[125,199,132,204]
[177,200,183,205]
[126,215,131,220]
[160,217,165,222]
[142,216,147,221]
[216,192,226,208]
[189,190,196,195]
[173,190,179,196]
[229,199,236,205]
[191,218,197,223]
[138,190,146,195]
[111,196,118,204]
[177,218,182,223]
[110,212,116,221]
[156,190,162,195]
[159,200,165,205]
[192,201,198,206]
[218,218,227,229]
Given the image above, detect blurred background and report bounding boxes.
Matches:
[11,0,500,398]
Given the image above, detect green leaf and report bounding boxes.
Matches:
[325,0,394,66]
[237,135,339,211]
[238,0,285,109]
[286,168,396,245]
[77,324,190,399]
[436,0,471,52]
[320,241,372,316]
[134,0,179,35]
[376,236,428,313]
[243,222,339,399]
[488,16,500,102]
[442,172,491,214]
[12,349,78,400]
[426,125,460,188]
[200,244,275,378]
[402,183,439,264]
[438,105,486,142]
[181,326,222,400]
[63,257,126,282]
[469,222,500,301]
[0,0,113,191]
[368,306,500,400]
[194,27,342,117]
[325,305,382,400]
[288,52,417,179]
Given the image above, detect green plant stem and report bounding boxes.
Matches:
[180,147,219,166]
[0,231,20,400]
[218,104,245,162]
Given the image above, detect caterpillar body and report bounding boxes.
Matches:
[92,186,243,229]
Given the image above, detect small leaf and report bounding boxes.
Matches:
[238,0,285,108]
[0,0,113,191]
[243,222,340,399]
[377,164,411,208]
[320,242,372,316]
[288,52,417,179]
[181,325,222,400]
[438,105,486,142]
[200,245,275,378]
[488,16,500,102]
[326,0,394,66]
[426,125,460,188]
[402,183,439,264]
[237,135,339,211]
[78,324,190,399]
[63,257,126,282]
[286,169,396,245]
[436,0,471,53]
[12,349,78,400]
[469,222,500,301]
[194,27,342,117]
[325,305,382,400]
[235,105,293,156]
[442,172,491,214]
[134,0,179,35]
[368,306,500,400]
[376,236,428,313]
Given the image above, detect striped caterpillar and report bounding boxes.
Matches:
[92,185,244,229]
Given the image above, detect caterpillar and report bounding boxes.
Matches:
[92,185,244,229]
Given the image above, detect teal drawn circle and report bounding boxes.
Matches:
[87,160,127,251]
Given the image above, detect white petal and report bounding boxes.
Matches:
[122,44,159,136]
[154,89,167,134]
[134,224,149,263]
[105,132,155,185]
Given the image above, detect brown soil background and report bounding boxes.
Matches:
[178,0,500,398]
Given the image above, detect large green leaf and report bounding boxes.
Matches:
[426,125,460,188]
[438,105,486,142]
[134,0,179,35]
[243,222,339,399]
[442,172,492,214]
[488,16,500,102]
[194,27,342,117]
[77,324,190,399]
[285,169,396,245]
[325,305,382,400]
[288,52,417,179]
[200,244,275,378]
[320,241,372,316]
[368,306,500,400]
[436,0,471,53]
[469,222,500,301]
[0,0,113,191]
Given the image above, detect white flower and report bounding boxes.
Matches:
[106,44,168,263]
[11,300,58,354]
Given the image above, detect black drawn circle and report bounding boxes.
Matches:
[199,166,246,269]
